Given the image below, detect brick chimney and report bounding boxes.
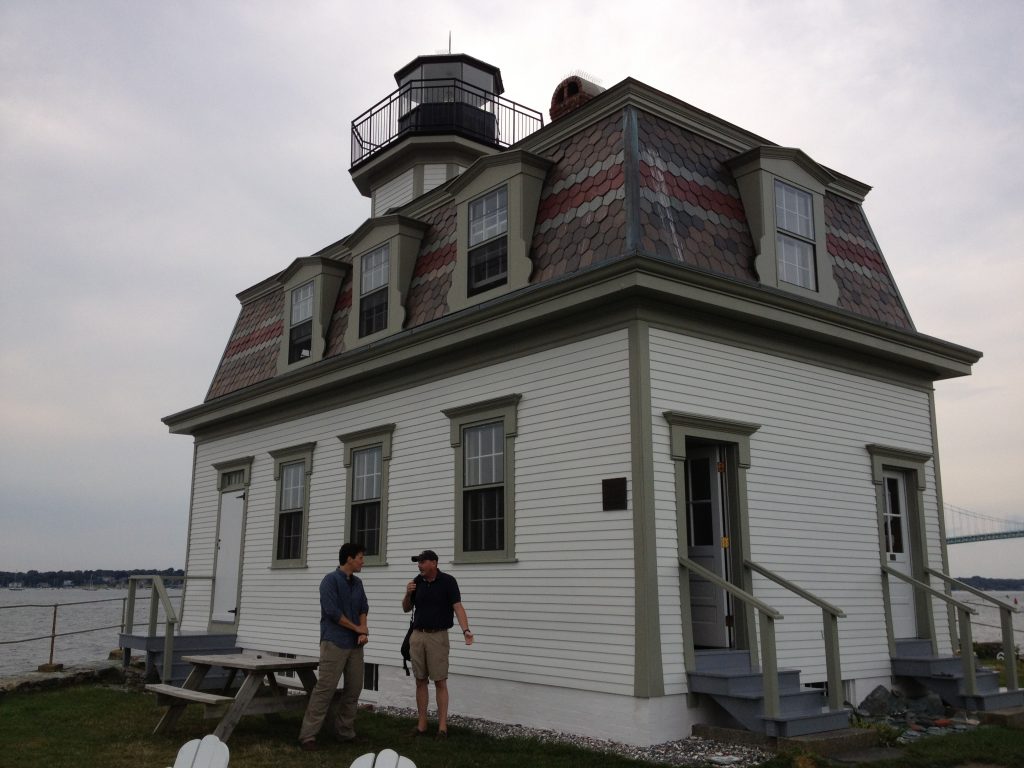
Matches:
[550,75,605,121]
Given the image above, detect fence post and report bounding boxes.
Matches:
[37,604,63,672]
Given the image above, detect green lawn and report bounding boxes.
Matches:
[2,684,1023,768]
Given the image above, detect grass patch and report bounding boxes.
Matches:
[3,684,1024,768]
[0,685,679,768]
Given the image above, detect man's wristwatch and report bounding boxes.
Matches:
[463,628,472,635]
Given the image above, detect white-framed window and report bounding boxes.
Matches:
[774,180,816,290]
[288,281,314,363]
[339,425,394,566]
[359,244,389,337]
[269,443,315,567]
[444,394,520,563]
[467,186,508,295]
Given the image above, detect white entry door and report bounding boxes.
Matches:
[883,471,917,638]
[687,445,731,648]
[212,489,245,624]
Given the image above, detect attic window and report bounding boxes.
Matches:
[288,281,314,363]
[359,244,389,337]
[467,186,508,295]
[774,180,816,290]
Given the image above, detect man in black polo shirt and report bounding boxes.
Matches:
[401,549,474,739]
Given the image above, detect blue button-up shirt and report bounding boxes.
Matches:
[319,567,369,649]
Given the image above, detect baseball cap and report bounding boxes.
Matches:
[411,549,439,563]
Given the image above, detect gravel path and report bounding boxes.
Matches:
[372,706,770,766]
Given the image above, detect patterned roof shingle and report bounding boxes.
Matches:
[204,96,915,402]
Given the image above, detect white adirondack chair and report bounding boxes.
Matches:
[169,734,230,768]
[349,748,416,768]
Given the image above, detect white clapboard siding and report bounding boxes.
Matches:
[648,327,946,693]
[422,163,449,194]
[372,168,415,217]
[184,330,636,694]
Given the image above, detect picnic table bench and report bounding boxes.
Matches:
[146,652,320,742]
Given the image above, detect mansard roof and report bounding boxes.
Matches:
[191,76,967,410]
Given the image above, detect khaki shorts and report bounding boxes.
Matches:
[409,629,450,681]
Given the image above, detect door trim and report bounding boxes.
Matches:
[209,457,253,632]
[866,444,934,653]
[665,412,760,663]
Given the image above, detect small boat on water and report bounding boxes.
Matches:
[8,582,24,590]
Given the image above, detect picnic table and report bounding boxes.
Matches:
[146,652,320,742]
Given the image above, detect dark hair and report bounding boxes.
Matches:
[339,542,366,565]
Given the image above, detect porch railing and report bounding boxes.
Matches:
[925,567,1020,692]
[881,565,981,695]
[123,574,180,682]
[744,559,847,710]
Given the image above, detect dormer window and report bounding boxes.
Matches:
[727,146,840,305]
[359,244,390,337]
[468,186,508,295]
[774,180,816,290]
[288,281,314,363]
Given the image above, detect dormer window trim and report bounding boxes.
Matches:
[727,146,839,305]
[446,149,551,313]
[275,257,349,374]
[341,214,430,351]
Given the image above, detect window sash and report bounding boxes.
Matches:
[774,180,813,239]
[279,461,305,511]
[291,281,314,326]
[351,501,381,556]
[468,238,508,294]
[359,288,388,337]
[352,446,382,502]
[464,423,504,487]
[469,187,508,246]
[776,233,816,290]
[463,487,504,551]
[277,510,303,561]
[361,245,389,295]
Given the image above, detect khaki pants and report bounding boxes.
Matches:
[299,641,363,742]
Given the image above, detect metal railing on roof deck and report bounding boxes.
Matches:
[350,78,544,168]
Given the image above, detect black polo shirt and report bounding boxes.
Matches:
[411,570,461,630]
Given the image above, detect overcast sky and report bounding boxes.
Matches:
[1,1,1021,578]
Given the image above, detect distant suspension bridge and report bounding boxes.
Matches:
[945,503,1024,545]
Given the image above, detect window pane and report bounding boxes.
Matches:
[464,487,504,551]
[468,238,508,294]
[359,288,388,337]
[352,446,381,502]
[280,461,305,510]
[361,245,390,295]
[289,319,312,363]
[776,234,816,290]
[468,187,508,246]
[774,180,813,238]
[351,501,380,556]
[291,282,314,325]
[465,423,503,487]
[277,510,302,560]
[885,476,904,555]
[687,457,714,546]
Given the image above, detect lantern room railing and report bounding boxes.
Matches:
[351,78,543,168]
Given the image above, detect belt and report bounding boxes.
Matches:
[414,628,447,633]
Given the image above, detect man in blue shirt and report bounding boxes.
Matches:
[299,542,369,751]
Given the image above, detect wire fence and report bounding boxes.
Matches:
[0,596,127,668]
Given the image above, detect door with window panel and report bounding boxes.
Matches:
[686,444,732,648]
[883,470,917,638]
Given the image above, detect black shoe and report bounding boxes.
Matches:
[299,739,318,751]
[435,730,448,741]
[410,727,428,738]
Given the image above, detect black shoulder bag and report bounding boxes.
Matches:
[400,576,420,675]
